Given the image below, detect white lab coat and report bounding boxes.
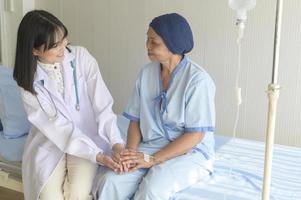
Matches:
[20,46,124,200]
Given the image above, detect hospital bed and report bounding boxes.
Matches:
[0,65,26,193]
[117,116,301,200]
[173,135,301,200]
[0,131,25,192]
[1,116,301,200]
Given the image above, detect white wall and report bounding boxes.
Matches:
[34,0,60,17]
[34,0,301,147]
[0,0,25,67]
[0,0,35,66]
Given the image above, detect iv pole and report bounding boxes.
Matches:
[262,0,283,199]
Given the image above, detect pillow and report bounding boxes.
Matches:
[0,133,26,161]
[0,65,31,139]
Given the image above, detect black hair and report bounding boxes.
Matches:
[13,10,68,94]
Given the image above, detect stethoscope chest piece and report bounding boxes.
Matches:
[48,115,58,121]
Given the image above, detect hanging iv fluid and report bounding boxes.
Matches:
[229,0,256,22]
[227,0,257,148]
[229,0,256,42]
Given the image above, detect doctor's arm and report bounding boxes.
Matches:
[150,132,204,163]
[20,88,120,170]
[83,48,124,150]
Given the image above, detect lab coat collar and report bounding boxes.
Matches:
[34,47,74,83]
[34,65,64,104]
[34,64,62,97]
[34,51,74,121]
[34,65,48,83]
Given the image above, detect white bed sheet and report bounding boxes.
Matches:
[1,117,301,199]
[115,116,301,200]
[173,135,301,200]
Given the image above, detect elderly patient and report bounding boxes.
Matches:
[94,13,216,200]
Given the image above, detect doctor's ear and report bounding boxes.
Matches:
[33,48,42,57]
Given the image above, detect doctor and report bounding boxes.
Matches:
[13,10,124,200]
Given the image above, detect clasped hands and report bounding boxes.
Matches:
[96,143,154,173]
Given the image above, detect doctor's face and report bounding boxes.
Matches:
[33,29,68,64]
[146,27,173,62]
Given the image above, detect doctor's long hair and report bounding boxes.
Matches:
[13,10,68,94]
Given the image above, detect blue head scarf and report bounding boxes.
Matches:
[149,13,194,55]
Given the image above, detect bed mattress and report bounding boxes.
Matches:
[174,135,301,200]
[1,117,301,199]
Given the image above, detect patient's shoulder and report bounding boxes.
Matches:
[140,61,159,75]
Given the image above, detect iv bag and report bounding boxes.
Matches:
[229,0,256,21]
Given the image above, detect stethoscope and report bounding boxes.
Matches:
[35,47,80,121]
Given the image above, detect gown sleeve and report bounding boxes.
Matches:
[184,76,216,133]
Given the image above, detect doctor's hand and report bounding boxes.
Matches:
[120,150,155,172]
[96,153,121,172]
[112,143,125,163]
[111,143,127,173]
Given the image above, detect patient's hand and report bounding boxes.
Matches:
[119,149,138,172]
[112,143,130,173]
[120,150,154,172]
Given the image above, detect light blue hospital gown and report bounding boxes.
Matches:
[94,56,216,200]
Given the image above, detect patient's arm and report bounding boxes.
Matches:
[126,121,142,150]
[152,132,204,164]
[122,132,204,171]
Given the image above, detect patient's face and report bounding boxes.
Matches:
[146,27,173,62]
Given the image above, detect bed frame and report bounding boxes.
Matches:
[0,159,23,193]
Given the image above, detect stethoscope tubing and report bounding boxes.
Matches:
[35,53,80,121]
